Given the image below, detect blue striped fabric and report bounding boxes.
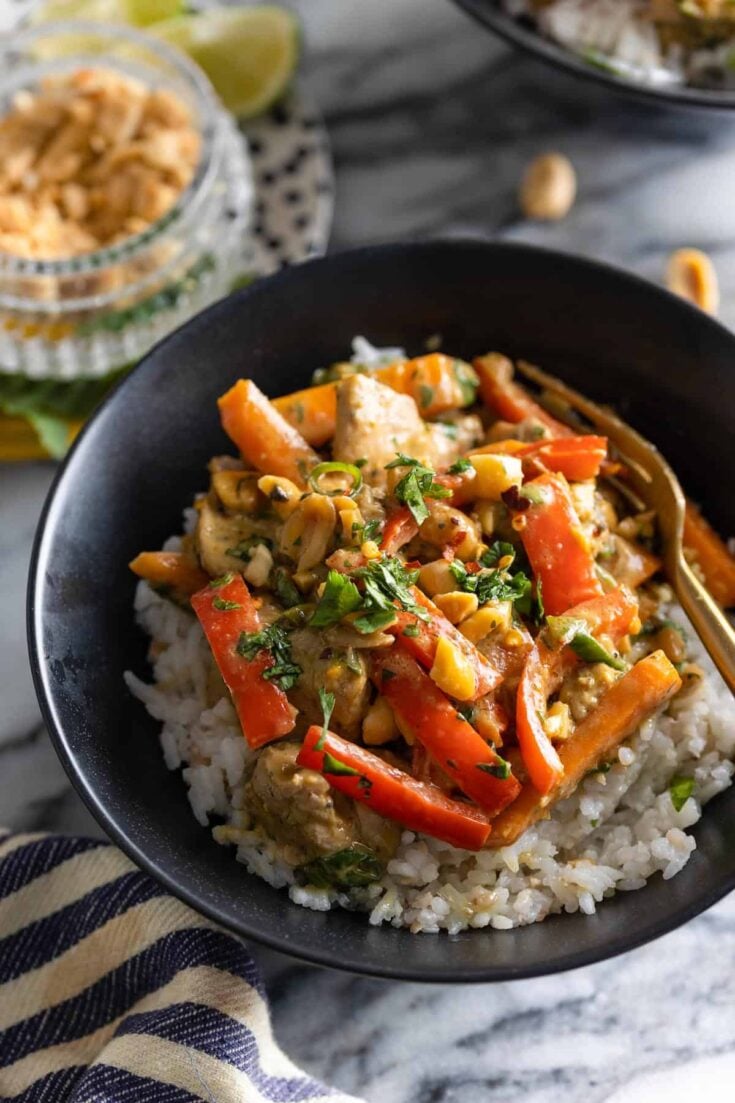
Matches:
[0,831,362,1103]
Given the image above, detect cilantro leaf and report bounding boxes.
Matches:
[476,757,512,780]
[300,844,383,889]
[669,775,695,812]
[310,570,363,628]
[315,686,336,750]
[236,623,302,690]
[385,453,451,525]
[447,457,473,475]
[449,558,533,613]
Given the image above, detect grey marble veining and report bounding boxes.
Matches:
[2,0,735,1099]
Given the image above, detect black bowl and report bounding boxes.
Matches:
[451,0,735,111]
[29,241,735,982]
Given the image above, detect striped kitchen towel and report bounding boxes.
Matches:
[0,830,362,1102]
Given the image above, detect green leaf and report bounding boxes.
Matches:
[448,558,533,612]
[300,844,383,889]
[476,757,511,780]
[568,632,627,671]
[315,686,336,750]
[322,751,360,777]
[236,622,302,690]
[226,536,273,562]
[385,453,451,525]
[309,570,363,628]
[212,597,241,611]
[452,359,479,405]
[418,383,434,409]
[669,775,695,813]
[271,566,301,609]
[447,457,473,475]
[25,413,72,459]
[402,623,420,638]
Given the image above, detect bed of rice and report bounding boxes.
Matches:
[125,533,735,934]
[503,0,735,90]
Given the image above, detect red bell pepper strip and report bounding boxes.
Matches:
[474,354,575,437]
[515,471,603,616]
[380,507,420,555]
[298,725,492,850]
[390,587,502,698]
[370,649,520,814]
[191,574,295,749]
[515,587,639,794]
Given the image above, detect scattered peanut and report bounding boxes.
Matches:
[520,152,577,221]
[429,636,477,701]
[666,248,719,315]
[362,696,399,746]
[433,590,479,625]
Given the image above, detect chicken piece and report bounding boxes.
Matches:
[333,374,448,488]
[195,497,276,579]
[245,742,399,867]
[289,628,370,739]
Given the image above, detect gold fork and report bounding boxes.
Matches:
[516,360,735,695]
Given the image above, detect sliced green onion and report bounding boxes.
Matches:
[309,461,363,499]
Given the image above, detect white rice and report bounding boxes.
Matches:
[125,566,735,934]
[504,0,735,89]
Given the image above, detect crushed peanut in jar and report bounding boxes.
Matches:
[0,67,201,260]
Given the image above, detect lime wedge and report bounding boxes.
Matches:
[33,0,183,27]
[150,6,299,118]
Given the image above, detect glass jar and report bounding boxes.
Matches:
[0,21,253,380]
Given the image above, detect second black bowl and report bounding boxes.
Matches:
[451,0,735,111]
[29,240,735,981]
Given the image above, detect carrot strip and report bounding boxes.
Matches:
[474,354,574,437]
[683,501,735,608]
[492,651,681,846]
[191,574,295,748]
[298,725,492,850]
[515,587,639,794]
[273,382,337,448]
[391,587,503,699]
[471,435,607,482]
[218,379,319,486]
[371,649,520,814]
[516,471,603,616]
[129,551,209,596]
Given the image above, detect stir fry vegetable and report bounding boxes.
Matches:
[131,341,728,871]
[191,574,296,748]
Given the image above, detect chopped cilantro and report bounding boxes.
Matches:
[447,457,473,475]
[213,597,241,611]
[300,844,383,889]
[271,566,301,609]
[236,623,302,691]
[403,623,420,638]
[448,558,533,614]
[226,536,273,562]
[452,359,479,405]
[669,775,695,812]
[309,570,362,629]
[315,686,336,750]
[418,384,434,409]
[385,453,451,525]
[480,541,517,568]
[477,757,511,780]
[322,751,361,777]
[210,573,235,588]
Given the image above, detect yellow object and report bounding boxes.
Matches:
[362,697,398,746]
[433,590,478,625]
[34,0,182,26]
[417,558,456,597]
[666,248,719,315]
[469,453,523,500]
[459,602,512,643]
[429,637,476,702]
[151,7,300,119]
[543,701,572,742]
[256,475,301,518]
[520,152,577,222]
[360,540,381,560]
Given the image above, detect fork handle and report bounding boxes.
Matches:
[672,556,735,696]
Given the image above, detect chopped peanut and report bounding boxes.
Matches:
[433,590,479,625]
[363,696,399,745]
[429,636,477,701]
[520,152,577,221]
[418,558,458,597]
[543,701,572,742]
[0,67,200,261]
[459,601,513,643]
[469,454,523,500]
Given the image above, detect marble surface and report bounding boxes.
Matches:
[2,0,735,1098]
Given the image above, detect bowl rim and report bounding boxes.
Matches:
[27,238,735,982]
[451,0,735,112]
